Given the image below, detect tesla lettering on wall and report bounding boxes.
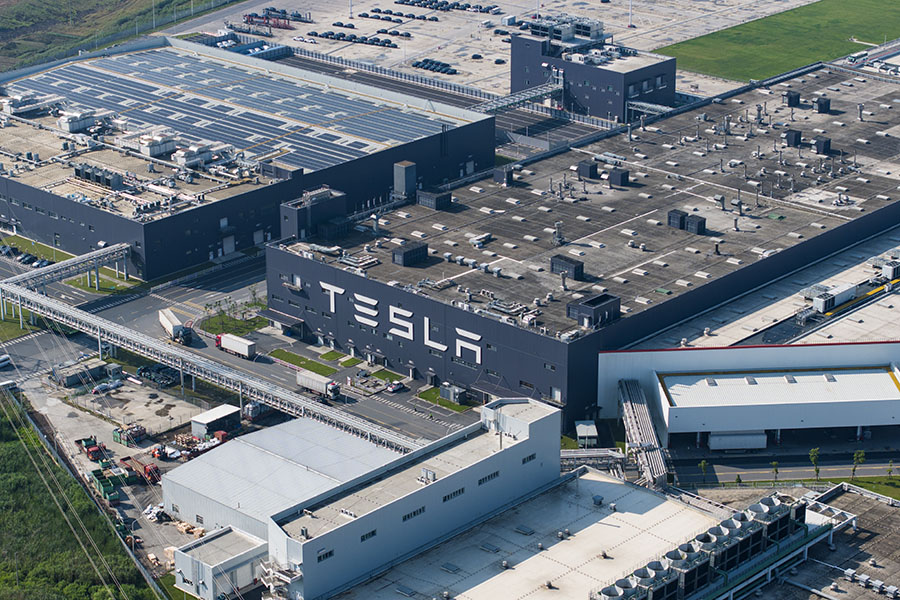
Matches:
[319,281,483,364]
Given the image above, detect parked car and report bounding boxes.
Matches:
[386,381,405,393]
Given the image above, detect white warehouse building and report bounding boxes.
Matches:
[166,398,561,600]
[598,340,900,451]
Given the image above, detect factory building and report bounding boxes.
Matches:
[509,15,676,122]
[165,398,561,600]
[264,62,900,427]
[0,36,493,279]
[599,341,900,451]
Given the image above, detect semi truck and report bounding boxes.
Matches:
[296,370,340,401]
[215,334,256,359]
[242,400,274,422]
[158,309,193,345]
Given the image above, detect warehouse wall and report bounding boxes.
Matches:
[0,175,146,273]
[162,476,269,540]
[295,401,560,600]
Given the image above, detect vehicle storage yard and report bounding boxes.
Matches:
[168,0,821,95]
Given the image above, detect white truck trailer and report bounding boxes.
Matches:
[215,333,256,359]
[296,370,340,400]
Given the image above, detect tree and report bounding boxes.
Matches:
[809,447,820,481]
[852,449,866,480]
[888,459,894,479]
[770,461,779,482]
[735,474,742,484]
[698,459,708,483]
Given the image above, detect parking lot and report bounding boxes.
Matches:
[169,0,822,96]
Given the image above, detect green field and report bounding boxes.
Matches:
[0,397,155,599]
[657,0,900,81]
[202,314,267,337]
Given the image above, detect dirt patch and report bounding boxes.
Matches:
[154,404,175,417]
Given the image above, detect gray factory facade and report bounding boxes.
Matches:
[0,37,494,280]
[509,16,676,122]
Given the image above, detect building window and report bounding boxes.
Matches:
[34,206,45,215]
[443,487,465,502]
[22,202,32,210]
[429,349,443,358]
[288,300,301,308]
[656,74,667,88]
[544,363,556,372]
[451,356,477,369]
[522,453,537,465]
[279,273,289,281]
[271,295,283,303]
[520,380,534,391]
[486,368,499,377]
[627,84,638,98]
[88,225,94,232]
[196,515,204,524]
[486,343,496,351]
[642,79,653,93]
[48,211,58,219]
[402,506,425,522]
[306,306,317,314]
[317,549,334,563]
[478,471,500,486]
[8,198,18,206]
[361,529,377,542]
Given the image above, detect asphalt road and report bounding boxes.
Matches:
[91,257,475,440]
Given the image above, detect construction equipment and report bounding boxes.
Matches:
[119,455,161,484]
[158,309,193,345]
[75,436,107,461]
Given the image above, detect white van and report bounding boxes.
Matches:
[0,354,11,368]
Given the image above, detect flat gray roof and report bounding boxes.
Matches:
[180,528,265,566]
[339,469,719,600]
[163,418,402,524]
[282,66,900,340]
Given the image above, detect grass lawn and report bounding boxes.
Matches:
[202,314,267,337]
[320,350,346,361]
[561,435,579,450]
[270,349,338,377]
[371,369,404,382]
[657,0,900,81]
[340,357,363,368]
[158,572,184,599]
[65,273,137,294]
[417,386,470,413]
[0,309,44,341]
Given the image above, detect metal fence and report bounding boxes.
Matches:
[290,45,498,101]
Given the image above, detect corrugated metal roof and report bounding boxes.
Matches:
[191,404,241,425]
[164,418,401,523]
[662,366,900,408]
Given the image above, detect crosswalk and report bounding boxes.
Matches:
[369,392,462,431]
[0,330,46,348]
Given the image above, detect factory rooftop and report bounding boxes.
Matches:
[280,400,555,540]
[162,418,402,524]
[179,527,266,567]
[659,365,900,408]
[0,40,484,222]
[284,66,900,340]
[338,469,719,600]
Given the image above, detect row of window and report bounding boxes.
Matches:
[478,471,500,486]
[318,462,530,565]
[402,506,426,522]
[443,487,465,503]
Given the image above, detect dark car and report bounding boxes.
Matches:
[416,14,426,19]
[332,21,343,26]
[400,31,411,37]
[494,58,506,64]
[359,12,369,17]
[428,15,439,21]
[372,7,382,12]
[307,31,318,36]
[378,28,388,33]
[405,12,415,17]
[471,53,482,59]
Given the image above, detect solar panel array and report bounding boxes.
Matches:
[10,48,463,172]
